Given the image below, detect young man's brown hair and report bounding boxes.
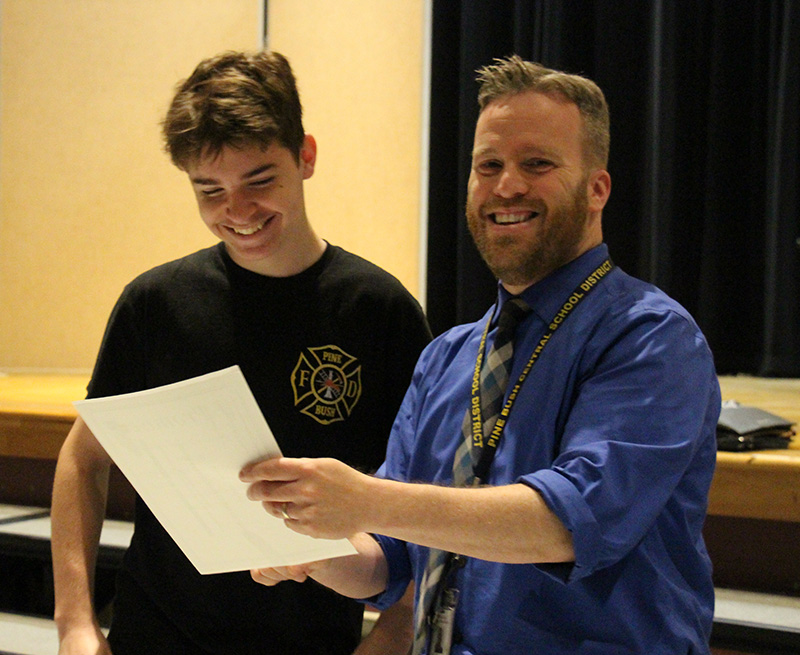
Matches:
[163,50,305,170]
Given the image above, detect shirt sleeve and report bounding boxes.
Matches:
[366,346,434,607]
[86,282,148,399]
[360,534,414,610]
[520,303,720,583]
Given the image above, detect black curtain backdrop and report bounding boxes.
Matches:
[426,0,800,376]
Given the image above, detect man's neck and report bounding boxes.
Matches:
[501,240,603,295]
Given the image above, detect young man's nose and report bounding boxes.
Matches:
[226,190,256,220]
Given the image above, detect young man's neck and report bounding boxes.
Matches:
[231,232,327,278]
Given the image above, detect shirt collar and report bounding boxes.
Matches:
[494,244,611,325]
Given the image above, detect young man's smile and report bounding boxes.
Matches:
[186,136,323,277]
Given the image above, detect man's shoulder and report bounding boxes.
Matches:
[584,267,711,361]
[603,267,698,325]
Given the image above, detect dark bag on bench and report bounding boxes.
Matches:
[717,402,795,452]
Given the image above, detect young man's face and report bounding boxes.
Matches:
[466,90,610,293]
[186,137,317,275]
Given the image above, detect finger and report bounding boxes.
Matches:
[278,501,296,521]
[240,457,303,482]
[245,478,298,502]
[246,480,279,502]
[250,568,283,586]
[259,500,285,519]
[251,564,311,585]
[250,567,304,586]
[256,500,302,523]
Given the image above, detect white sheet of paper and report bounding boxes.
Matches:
[73,366,356,574]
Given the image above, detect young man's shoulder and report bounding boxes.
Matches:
[323,244,416,298]
[125,244,224,290]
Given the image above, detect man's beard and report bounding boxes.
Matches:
[466,179,590,289]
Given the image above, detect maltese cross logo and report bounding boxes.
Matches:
[291,345,362,425]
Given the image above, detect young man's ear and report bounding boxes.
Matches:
[300,134,317,180]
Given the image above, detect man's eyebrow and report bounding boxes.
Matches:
[190,163,277,186]
[472,145,560,161]
[471,146,497,159]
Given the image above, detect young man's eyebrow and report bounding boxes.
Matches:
[190,175,218,185]
[242,163,277,179]
[190,163,277,186]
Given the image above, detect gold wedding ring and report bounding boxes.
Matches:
[281,503,291,520]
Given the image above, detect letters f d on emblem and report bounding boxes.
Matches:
[291,345,362,425]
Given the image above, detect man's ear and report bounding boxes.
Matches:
[587,168,611,213]
[300,134,317,180]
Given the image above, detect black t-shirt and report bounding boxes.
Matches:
[89,243,431,654]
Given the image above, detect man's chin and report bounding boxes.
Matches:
[482,248,539,282]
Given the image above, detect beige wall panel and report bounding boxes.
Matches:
[267,0,425,300]
[0,0,262,371]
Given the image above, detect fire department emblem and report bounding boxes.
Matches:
[291,345,362,425]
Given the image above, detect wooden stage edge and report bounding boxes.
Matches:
[2,374,800,514]
[2,372,800,587]
[712,376,800,524]
[1,371,798,457]
[0,373,89,460]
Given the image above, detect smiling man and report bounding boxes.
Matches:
[466,87,608,293]
[50,51,430,655]
[241,56,721,655]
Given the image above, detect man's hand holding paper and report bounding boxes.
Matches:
[240,456,376,539]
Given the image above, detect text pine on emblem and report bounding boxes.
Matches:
[291,345,362,425]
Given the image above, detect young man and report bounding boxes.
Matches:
[51,50,430,655]
[242,56,721,654]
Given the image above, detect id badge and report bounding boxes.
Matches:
[430,588,459,654]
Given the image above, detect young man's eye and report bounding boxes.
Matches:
[250,176,276,188]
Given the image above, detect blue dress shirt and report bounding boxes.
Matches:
[371,244,720,654]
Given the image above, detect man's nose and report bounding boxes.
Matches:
[494,167,529,198]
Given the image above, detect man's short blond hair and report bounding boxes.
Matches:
[476,55,610,168]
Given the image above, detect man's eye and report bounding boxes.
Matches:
[200,188,223,197]
[525,159,554,171]
[477,160,503,174]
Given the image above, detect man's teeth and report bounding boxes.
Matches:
[492,212,536,225]
[232,221,265,235]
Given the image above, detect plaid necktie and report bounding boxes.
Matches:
[412,297,532,655]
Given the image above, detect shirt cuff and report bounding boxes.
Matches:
[520,468,604,583]
[357,534,413,610]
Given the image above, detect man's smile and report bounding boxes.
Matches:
[489,210,540,225]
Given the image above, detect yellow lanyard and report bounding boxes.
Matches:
[470,259,614,481]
